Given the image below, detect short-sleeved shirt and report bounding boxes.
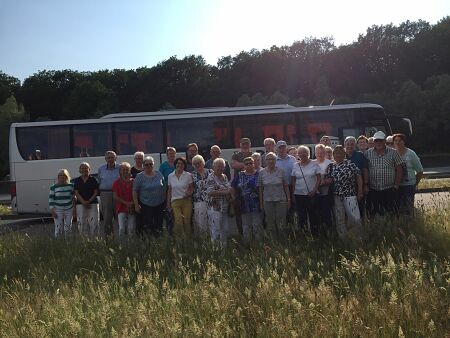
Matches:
[346,150,368,171]
[168,171,193,201]
[73,176,99,204]
[97,164,120,191]
[231,151,253,175]
[232,171,260,213]
[192,169,213,202]
[291,161,320,195]
[276,155,297,185]
[131,167,143,179]
[257,167,287,202]
[400,148,423,186]
[205,173,231,213]
[112,178,133,213]
[366,147,403,191]
[326,160,360,197]
[133,171,165,207]
[314,159,333,195]
[205,158,231,180]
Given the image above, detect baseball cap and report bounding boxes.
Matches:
[276,140,287,147]
[373,131,386,140]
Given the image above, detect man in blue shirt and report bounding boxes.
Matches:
[97,150,120,238]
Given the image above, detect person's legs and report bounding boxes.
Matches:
[251,211,264,241]
[193,201,209,236]
[275,201,288,234]
[76,204,88,236]
[343,196,362,240]
[127,213,136,238]
[295,195,308,231]
[263,201,277,236]
[398,185,415,215]
[241,212,252,242]
[100,191,115,237]
[208,209,221,244]
[306,196,319,237]
[180,198,193,236]
[63,208,73,239]
[53,208,64,238]
[117,212,127,240]
[87,204,100,237]
[317,194,332,237]
[333,196,347,240]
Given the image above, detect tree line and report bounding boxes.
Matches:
[1,17,450,178]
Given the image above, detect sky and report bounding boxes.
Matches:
[1,0,449,82]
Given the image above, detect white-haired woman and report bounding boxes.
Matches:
[291,145,321,237]
[192,154,213,236]
[258,152,290,236]
[113,162,136,241]
[49,169,75,238]
[131,151,144,178]
[251,152,262,172]
[205,158,233,247]
[73,162,99,237]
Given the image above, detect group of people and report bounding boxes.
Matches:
[49,131,423,244]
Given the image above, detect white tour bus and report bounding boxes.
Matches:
[9,103,411,214]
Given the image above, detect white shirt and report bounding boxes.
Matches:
[168,171,193,201]
[291,161,320,195]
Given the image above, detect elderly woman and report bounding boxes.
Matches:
[258,152,290,236]
[49,169,75,238]
[131,151,144,178]
[325,146,363,240]
[73,162,99,237]
[314,144,333,235]
[232,157,263,242]
[205,158,233,247]
[113,162,135,241]
[325,146,334,161]
[167,157,194,237]
[393,133,424,214]
[133,156,166,236]
[368,137,375,149]
[288,146,299,160]
[357,135,369,152]
[251,152,262,172]
[291,145,321,236]
[192,154,213,236]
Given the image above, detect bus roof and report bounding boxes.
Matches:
[11,103,384,128]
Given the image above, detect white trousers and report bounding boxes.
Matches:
[193,201,209,236]
[208,209,231,248]
[76,204,100,237]
[333,195,362,240]
[117,212,136,240]
[53,207,73,238]
[241,211,264,242]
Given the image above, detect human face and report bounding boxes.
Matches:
[277,145,287,157]
[119,166,131,179]
[187,146,198,160]
[357,139,368,151]
[368,138,375,148]
[175,160,185,173]
[105,153,116,166]
[167,150,176,162]
[210,147,221,159]
[320,137,331,147]
[213,162,225,176]
[333,150,345,164]
[288,148,298,159]
[57,173,68,184]
[79,164,90,177]
[298,148,309,162]
[393,137,405,150]
[315,147,325,160]
[264,141,275,153]
[134,155,143,167]
[374,139,386,151]
[266,156,276,169]
[244,160,255,172]
[193,160,204,172]
[325,149,333,160]
[345,139,356,154]
[240,142,251,153]
[143,161,154,173]
[253,157,261,169]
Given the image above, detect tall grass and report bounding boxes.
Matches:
[0,198,449,336]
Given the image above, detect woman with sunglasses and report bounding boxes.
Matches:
[132,156,166,237]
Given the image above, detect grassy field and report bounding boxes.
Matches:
[0,200,449,336]
[418,178,450,190]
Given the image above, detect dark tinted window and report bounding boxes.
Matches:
[233,112,298,147]
[73,123,112,157]
[17,126,70,160]
[166,117,232,151]
[115,121,163,155]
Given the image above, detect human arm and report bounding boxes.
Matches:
[356,174,364,201]
[166,186,172,209]
[308,173,321,198]
[132,190,141,213]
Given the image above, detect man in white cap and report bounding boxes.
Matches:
[365,131,404,215]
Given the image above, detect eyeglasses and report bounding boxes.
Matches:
[144,163,153,166]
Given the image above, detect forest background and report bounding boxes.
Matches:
[1,17,450,178]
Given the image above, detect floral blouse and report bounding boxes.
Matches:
[205,173,231,213]
[325,160,361,197]
[192,169,212,203]
[232,171,260,213]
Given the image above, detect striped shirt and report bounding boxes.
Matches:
[366,147,403,191]
[49,183,74,210]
